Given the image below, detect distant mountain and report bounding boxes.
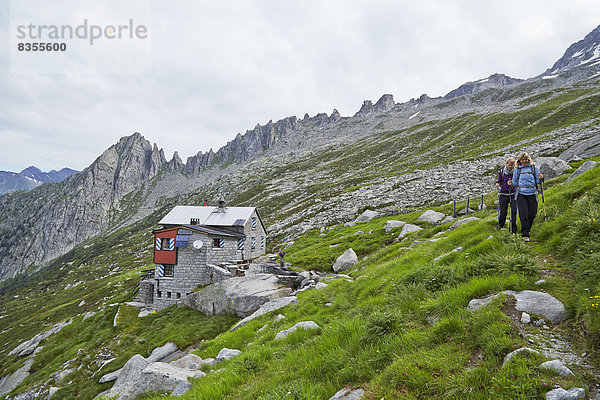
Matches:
[443,73,523,100]
[0,166,78,196]
[542,24,600,76]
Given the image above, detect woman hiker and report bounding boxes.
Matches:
[495,157,517,233]
[509,152,543,242]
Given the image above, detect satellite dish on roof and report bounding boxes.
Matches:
[193,240,204,249]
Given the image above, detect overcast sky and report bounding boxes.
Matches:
[1,1,599,172]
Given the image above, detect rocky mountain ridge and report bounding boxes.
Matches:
[1,26,600,282]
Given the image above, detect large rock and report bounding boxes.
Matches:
[100,354,149,399]
[275,321,321,340]
[398,224,422,238]
[536,157,570,179]
[539,360,574,377]
[559,133,600,161]
[216,348,241,362]
[467,290,566,324]
[384,220,406,233]
[231,296,298,331]
[180,274,292,318]
[147,342,178,362]
[567,160,598,182]
[417,210,445,224]
[450,217,480,230]
[329,387,365,399]
[354,210,379,222]
[115,362,205,400]
[332,248,358,272]
[0,359,34,397]
[513,290,567,324]
[545,387,585,400]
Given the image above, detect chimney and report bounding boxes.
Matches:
[217,195,227,213]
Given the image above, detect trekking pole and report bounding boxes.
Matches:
[540,179,548,222]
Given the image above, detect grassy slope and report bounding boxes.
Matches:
[137,162,600,400]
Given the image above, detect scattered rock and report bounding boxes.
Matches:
[275,321,320,340]
[384,220,406,233]
[450,217,480,230]
[535,279,547,285]
[521,312,531,324]
[398,224,423,238]
[417,210,445,224]
[545,387,585,400]
[47,387,59,399]
[216,348,241,362]
[433,247,463,262]
[354,210,379,222]
[440,216,455,225]
[344,222,356,227]
[539,360,574,377]
[180,274,292,318]
[354,230,364,236]
[315,282,328,290]
[332,249,358,273]
[329,387,365,399]
[170,354,204,370]
[567,160,598,182]
[54,368,74,385]
[274,314,286,322]
[502,347,541,368]
[231,296,298,331]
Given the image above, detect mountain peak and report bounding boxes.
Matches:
[444,73,522,100]
[543,25,600,76]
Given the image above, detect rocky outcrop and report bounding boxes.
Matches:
[0,133,166,281]
[559,133,600,161]
[539,360,574,377]
[354,95,395,117]
[398,224,422,238]
[354,210,379,222]
[450,217,480,230]
[385,220,406,233]
[545,387,585,400]
[231,296,298,331]
[0,359,34,397]
[567,160,598,182]
[180,274,292,317]
[9,320,72,357]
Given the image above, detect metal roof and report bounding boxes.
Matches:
[158,206,256,227]
[153,224,242,238]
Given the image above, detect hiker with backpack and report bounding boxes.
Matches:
[495,157,517,233]
[509,152,544,242]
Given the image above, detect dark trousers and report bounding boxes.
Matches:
[517,194,538,238]
[498,193,517,233]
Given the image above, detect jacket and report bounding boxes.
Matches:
[497,168,514,193]
[512,164,541,197]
